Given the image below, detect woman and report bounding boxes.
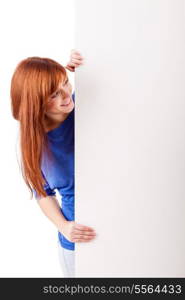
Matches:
[10,50,97,277]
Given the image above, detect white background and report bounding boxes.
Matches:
[75,0,185,277]
[1,0,185,279]
[0,0,74,277]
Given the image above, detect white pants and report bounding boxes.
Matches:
[57,241,75,277]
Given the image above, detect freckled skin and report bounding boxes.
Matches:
[44,79,75,132]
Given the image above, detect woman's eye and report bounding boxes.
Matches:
[51,91,59,99]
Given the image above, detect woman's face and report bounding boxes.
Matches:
[45,77,74,116]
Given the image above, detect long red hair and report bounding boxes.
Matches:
[10,56,67,199]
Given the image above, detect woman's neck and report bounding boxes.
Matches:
[44,113,70,132]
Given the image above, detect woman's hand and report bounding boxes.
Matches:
[61,220,96,243]
[65,49,84,72]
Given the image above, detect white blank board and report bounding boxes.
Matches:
[75,0,185,277]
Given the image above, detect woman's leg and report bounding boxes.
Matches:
[57,241,75,277]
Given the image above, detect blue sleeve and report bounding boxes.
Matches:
[32,171,56,200]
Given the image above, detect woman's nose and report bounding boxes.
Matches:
[62,88,72,98]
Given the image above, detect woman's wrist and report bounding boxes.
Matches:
[58,219,69,235]
[65,64,75,72]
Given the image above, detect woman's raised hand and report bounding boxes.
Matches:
[61,220,97,243]
[65,49,84,72]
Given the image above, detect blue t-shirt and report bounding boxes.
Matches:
[33,92,75,251]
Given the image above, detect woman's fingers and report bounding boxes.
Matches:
[66,49,84,71]
[73,239,93,243]
[67,60,83,68]
[70,61,82,66]
[73,230,96,237]
[72,58,84,64]
[74,227,95,233]
[70,222,97,243]
[74,223,95,232]
[71,49,83,57]
[73,233,95,239]
[72,57,84,62]
[72,235,96,242]
[72,53,84,59]
[71,50,84,61]
[71,230,96,242]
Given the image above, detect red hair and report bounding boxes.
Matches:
[10,57,67,199]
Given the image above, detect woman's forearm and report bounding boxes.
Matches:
[36,195,68,233]
[37,195,97,244]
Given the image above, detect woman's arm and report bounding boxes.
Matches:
[37,196,97,243]
[37,195,68,232]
